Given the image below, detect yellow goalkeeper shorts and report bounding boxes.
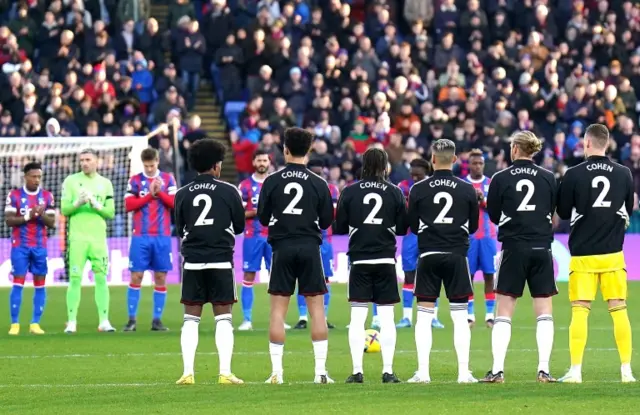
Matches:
[568,251,627,302]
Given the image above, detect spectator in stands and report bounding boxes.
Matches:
[178,20,205,110]
[215,33,244,102]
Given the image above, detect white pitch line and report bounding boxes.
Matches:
[0,348,618,360]
[0,379,629,388]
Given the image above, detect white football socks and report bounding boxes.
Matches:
[415,306,434,377]
[492,317,512,374]
[377,305,397,374]
[450,304,471,377]
[269,342,284,375]
[312,339,328,377]
[181,314,200,376]
[215,313,234,376]
[536,314,554,373]
[403,307,413,322]
[348,304,368,374]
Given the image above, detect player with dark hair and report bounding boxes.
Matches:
[464,149,497,328]
[407,139,479,384]
[556,124,636,383]
[294,158,338,330]
[397,158,444,330]
[481,131,557,384]
[237,149,285,331]
[258,127,334,384]
[174,139,245,385]
[123,148,177,332]
[335,148,407,384]
[5,162,55,335]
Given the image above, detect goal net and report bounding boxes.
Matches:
[0,136,174,287]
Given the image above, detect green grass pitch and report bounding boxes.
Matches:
[1,283,639,414]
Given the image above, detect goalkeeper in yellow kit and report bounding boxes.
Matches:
[61,149,116,333]
[556,124,636,383]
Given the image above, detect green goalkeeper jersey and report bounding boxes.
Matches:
[61,172,115,241]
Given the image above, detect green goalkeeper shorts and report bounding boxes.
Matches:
[68,239,109,277]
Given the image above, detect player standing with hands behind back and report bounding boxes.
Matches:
[335,148,407,384]
[258,128,335,385]
[556,124,636,383]
[407,139,479,384]
[174,139,245,385]
[481,131,557,384]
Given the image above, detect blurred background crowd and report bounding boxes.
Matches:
[2,0,640,229]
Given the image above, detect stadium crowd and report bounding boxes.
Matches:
[3,0,640,228]
[215,0,640,228]
[0,0,192,177]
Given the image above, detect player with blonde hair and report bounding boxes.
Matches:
[481,131,558,383]
[556,124,636,383]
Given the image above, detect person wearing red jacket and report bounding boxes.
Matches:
[83,64,116,107]
[231,130,258,180]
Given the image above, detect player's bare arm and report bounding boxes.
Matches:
[4,209,33,227]
[36,205,56,229]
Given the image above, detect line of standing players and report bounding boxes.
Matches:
[173,124,635,385]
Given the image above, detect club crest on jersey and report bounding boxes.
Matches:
[484,185,489,193]
[38,198,44,205]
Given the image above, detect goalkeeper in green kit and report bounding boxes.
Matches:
[61,149,116,333]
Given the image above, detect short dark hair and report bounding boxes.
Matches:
[253,148,270,160]
[80,148,97,157]
[23,162,42,175]
[307,158,325,169]
[284,127,314,157]
[141,147,159,162]
[409,158,432,174]
[188,139,226,173]
[361,148,388,181]
[585,123,610,149]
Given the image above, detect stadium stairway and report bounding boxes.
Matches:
[151,3,238,185]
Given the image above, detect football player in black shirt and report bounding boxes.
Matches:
[407,139,479,384]
[556,124,636,383]
[257,128,335,384]
[335,148,407,384]
[480,131,557,384]
[174,139,245,386]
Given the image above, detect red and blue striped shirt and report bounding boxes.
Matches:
[125,172,177,236]
[239,174,268,238]
[5,187,55,248]
[464,175,496,239]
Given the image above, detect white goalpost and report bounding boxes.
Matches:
[0,135,153,287]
